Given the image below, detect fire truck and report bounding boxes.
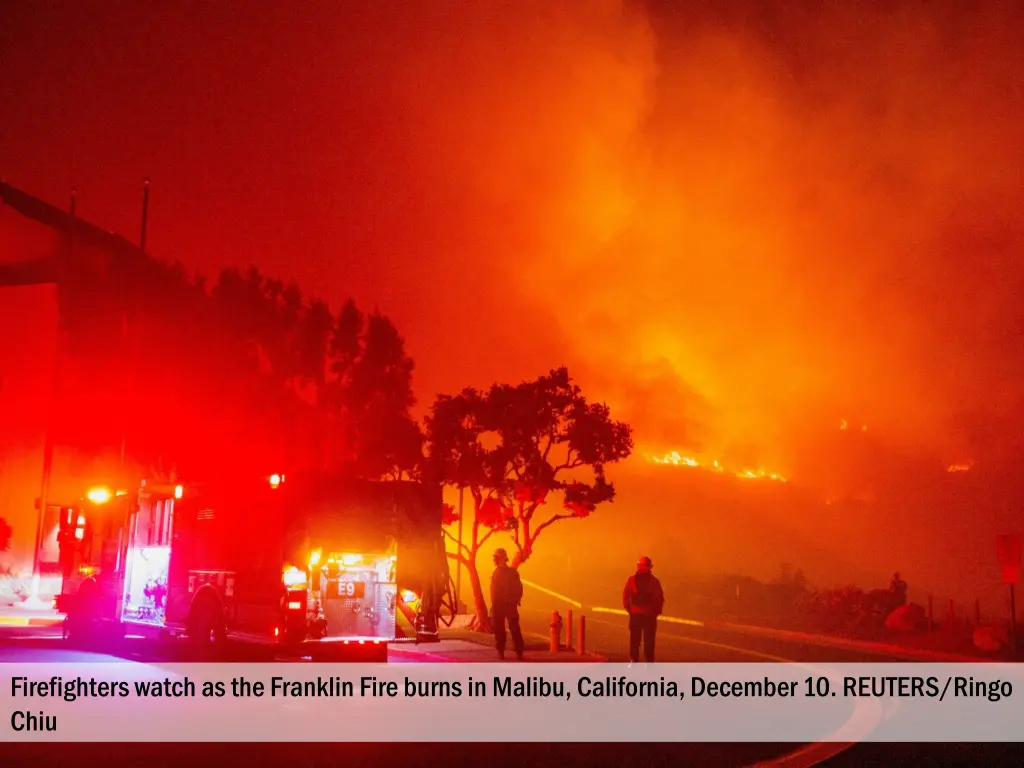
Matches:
[58,471,453,661]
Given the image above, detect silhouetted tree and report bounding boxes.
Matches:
[293,299,333,387]
[423,367,633,631]
[46,231,421,485]
[321,304,422,479]
[0,518,11,552]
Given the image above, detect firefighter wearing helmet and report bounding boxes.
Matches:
[622,555,664,663]
[490,548,525,660]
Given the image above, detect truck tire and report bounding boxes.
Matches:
[188,597,227,660]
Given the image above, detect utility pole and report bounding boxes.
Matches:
[119,178,149,476]
[24,189,76,608]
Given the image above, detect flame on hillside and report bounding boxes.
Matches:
[947,462,973,473]
[648,451,787,482]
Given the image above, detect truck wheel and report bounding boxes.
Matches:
[188,599,227,660]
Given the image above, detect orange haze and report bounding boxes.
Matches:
[2,1,1023,604]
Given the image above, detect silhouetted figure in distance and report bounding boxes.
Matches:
[490,548,524,660]
[623,556,664,663]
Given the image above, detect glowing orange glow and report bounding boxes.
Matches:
[282,566,306,587]
[173,484,183,499]
[4,3,1022,627]
[86,487,111,504]
[649,451,787,482]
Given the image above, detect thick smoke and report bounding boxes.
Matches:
[3,1,1022,600]
[350,1,1024,477]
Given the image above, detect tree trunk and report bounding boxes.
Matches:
[510,540,532,569]
[465,558,492,633]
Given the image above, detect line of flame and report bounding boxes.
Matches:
[647,451,787,482]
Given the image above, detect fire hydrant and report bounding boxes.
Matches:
[550,611,563,653]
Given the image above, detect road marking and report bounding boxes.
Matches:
[592,606,705,627]
[521,579,582,608]
[746,741,857,768]
[584,613,793,663]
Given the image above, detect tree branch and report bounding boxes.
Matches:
[478,526,498,550]
[523,499,542,523]
[541,430,556,461]
[445,550,468,567]
[531,513,573,543]
[512,503,522,548]
[552,449,583,474]
[442,528,471,557]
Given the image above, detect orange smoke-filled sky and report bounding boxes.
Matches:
[3,0,1022,479]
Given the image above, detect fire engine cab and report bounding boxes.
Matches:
[59,471,452,661]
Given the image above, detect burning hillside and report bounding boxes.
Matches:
[3,2,1023,617]
[647,450,787,483]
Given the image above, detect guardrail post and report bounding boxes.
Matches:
[567,609,573,650]
[577,614,586,657]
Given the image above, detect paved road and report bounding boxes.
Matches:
[517,602,913,664]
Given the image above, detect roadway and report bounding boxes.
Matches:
[516,601,916,664]
[3,622,1022,767]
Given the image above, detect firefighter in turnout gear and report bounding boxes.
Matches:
[490,548,525,660]
[622,556,664,663]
